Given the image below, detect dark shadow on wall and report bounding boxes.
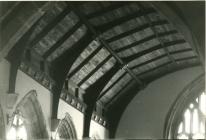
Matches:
[14,90,49,139]
[0,103,5,139]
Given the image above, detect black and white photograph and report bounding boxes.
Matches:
[0,0,205,139]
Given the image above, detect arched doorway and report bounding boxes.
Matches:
[164,74,205,139]
[55,113,77,140]
[6,90,48,139]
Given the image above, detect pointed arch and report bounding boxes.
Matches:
[164,74,205,139]
[13,90,48,139]
[56,113,77,139]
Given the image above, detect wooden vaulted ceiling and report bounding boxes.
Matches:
[5,1,201,108]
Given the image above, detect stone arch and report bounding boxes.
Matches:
[56,113,77,139]
[13,90,48,139]
[0,103,5,139]
[164,74,205,139]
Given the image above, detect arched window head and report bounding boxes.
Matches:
[164,74,205,139]
[6,110,27,140]
[176,91,205,139]
[55,113,77,140]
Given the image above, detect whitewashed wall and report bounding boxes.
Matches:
[89,120,108,139]
[116,66,203,139]
[15,70,52,137]
[57,99,84,139]
[0,59,108,139]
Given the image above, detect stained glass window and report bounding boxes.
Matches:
[176,91,206,139]
[6,111,27,140]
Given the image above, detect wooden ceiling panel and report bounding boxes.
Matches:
[118,38,160,58]
[110,27,154,51]
[128,48,165,68]
[172,51,196,60]
[100,69,126,95]
[80,57,116,90]
[69,40,100,72]
[70,48,110,84]
[101,16,148,41]
[20,1,201,107]
[102,73,132,101]
[79,2,103,15]
[133,56,170,74]
[147,12,164,22]
[88,3,141,26]
[139,58,200,83]
[167,42,190,52]
[34,11,79,56]
[31,3,67,41]
[47,25,87,61]
[160,33,184,43]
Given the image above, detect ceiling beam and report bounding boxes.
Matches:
[0,2,52,62]
[95,8,156,32]
[70,3,144,87]
[115,30,178,53]
[51,31,94,119]
[151,1,205,68]
[106,60,200,138]
[82,62,120,138]
[77,55,112,87]
[136,56,198,77]
[106,20,169,43]
[105,79,134,107]
[143,61,201,84]
[30,6,71,47]
[104,56,197,106]
[138,3,177,65]
[0,2,21,24]
[130,48,193,69]
[123,39,186,63]
[67,45,102,79]
[43,22,82,59]
[97,71,127,100]
[6,17,41,93]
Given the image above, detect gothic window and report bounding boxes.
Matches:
[164,75,205,139]
[6,110,27,140]
[176,91,206,139]
[55,113,77,140]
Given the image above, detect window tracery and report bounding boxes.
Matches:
[164,75,205,139]
[176,91,205,139]
[6,110,27,140]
